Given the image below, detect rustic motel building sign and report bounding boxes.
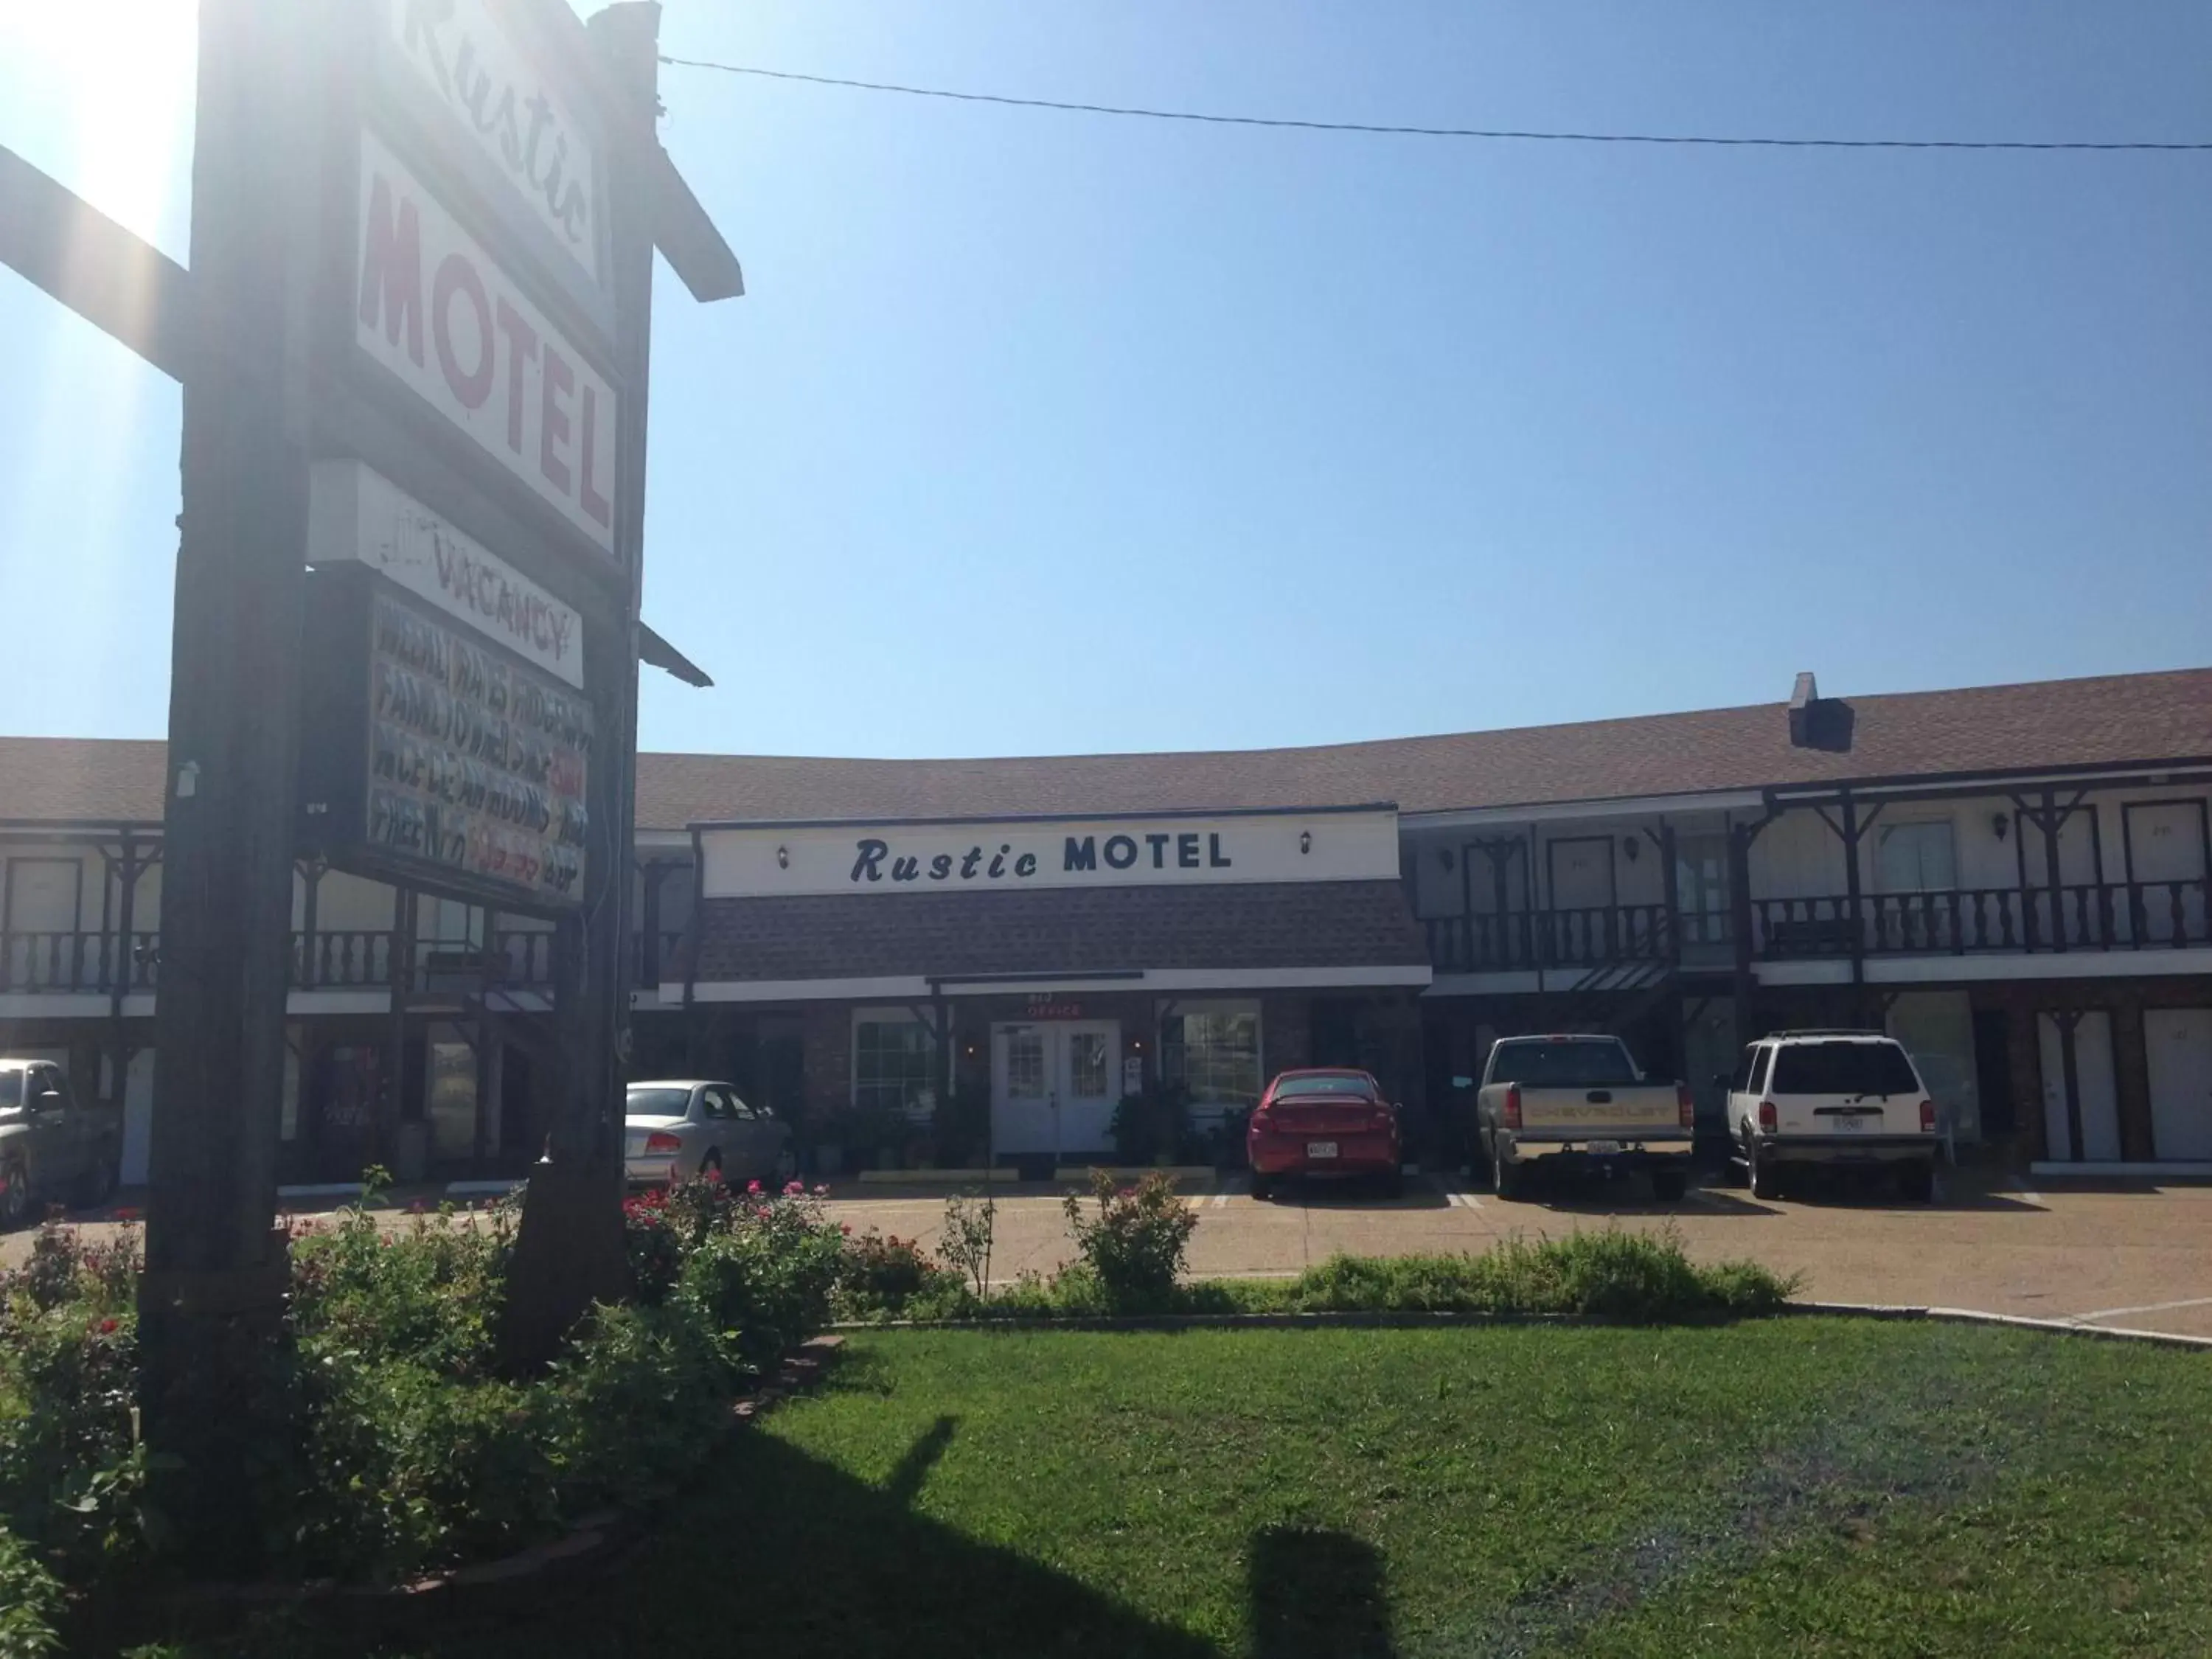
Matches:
[677,807,1433,1164]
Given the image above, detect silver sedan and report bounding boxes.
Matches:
[623,1080,797,1189]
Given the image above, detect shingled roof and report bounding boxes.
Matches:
[3,667,2206,832]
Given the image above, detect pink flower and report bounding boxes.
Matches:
[704,1166,725,1184]
[746,1180,762,1195]
[784,1180,805,1196]
[97,1317,119,1335]
[839,1222,852,1236]
[113,1208,140,1222]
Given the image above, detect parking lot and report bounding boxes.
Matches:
[820,1171,2212,1340]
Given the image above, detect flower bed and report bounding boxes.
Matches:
[0,1173,849,1648]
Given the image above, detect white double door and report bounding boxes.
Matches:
[991,1020,1121,1158]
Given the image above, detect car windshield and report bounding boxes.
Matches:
[0,1072,18,1111]
[1273,1074,1377,1100]
[1772,1042,1921,1097]
[625,1086,692,1118]
[1487,1040,1639,1087]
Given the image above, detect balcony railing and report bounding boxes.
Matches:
[1752,880,2211,959]
[1426,904,1673,974]
[0,928,656,995]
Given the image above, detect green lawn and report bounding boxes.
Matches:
[344,1321,2211,1657]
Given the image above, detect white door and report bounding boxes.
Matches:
[2125,802,2208,945]
[2145,1009,2212,1162]
[2039,1011,2121,1162]
[990,1021,1122,1158]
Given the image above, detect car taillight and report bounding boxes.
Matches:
[1248,1108,1271,1133]
[644,1131,683,1153]
[1502,1084,1522,1130]
[1919,1099,1936,1134]
[1676,1082,1695,1130]
[1371,1107,1395,1131]
[1757,1100,1776,1133]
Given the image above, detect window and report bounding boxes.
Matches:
[1877,821,1956,893]
[1771,1040,1921,1097]
[1485,1039,1638,1088]
[855,1016,936,1116]
[1272,1072,1380,1101]
[1068,1032,1109,1098]
[1004,1030,1046,1099]
[1748,1047,1773,1094]
[1161,1002,1262,1110]
[626,1085,691,1118]
[1674,834,1733,947]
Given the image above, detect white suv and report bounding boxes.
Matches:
[1725,1031,1939,1203]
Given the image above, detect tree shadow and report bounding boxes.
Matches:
[885,1413,958,1506]
[1248,1525,1397,1659]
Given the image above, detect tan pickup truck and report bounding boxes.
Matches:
[0,1060,122,1228]
[1475,1034,1696,1202]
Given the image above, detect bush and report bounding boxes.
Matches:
[834,1231,953,1318]
[1265,1228,1797,1321]
[0,1523,63,1658]
[541,1303,735,1513]
[288,1199,512,1378]
[1062,1170,1198,1312]
[674,1194,846,1371]
[0,1222,144,1581]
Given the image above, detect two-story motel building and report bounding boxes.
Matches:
[1,665,2207,1186]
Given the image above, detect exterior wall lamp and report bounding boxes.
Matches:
[1299,831,1312,855]
[776,845,789,869]
[1992,814,2009,841]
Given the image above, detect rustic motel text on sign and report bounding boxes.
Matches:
[698,810,1405,900]
[355,129,619,560]
[383,0,603,291]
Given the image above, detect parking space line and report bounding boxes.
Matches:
[1211,1189,1232,1209]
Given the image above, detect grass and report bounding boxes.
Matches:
[218,1317,2212,1659]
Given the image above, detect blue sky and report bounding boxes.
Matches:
[2,1,2208,760]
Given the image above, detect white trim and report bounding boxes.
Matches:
[1401,791,1764,831]
[2029,1161,2212,1178]
[1866,948,2212,984]
[689,964,1430,1004]
[288,990,394,1015]
[636,829,692,852]
[1752,959,1856,986]
[0,993,108,1019]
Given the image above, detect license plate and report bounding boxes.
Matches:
[1834,1116,1866,1132]
[1307,1141,1339,1159]
[1585,1140,1621,1155]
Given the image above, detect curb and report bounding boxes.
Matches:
[834,1303,2212,1348]
[1053,1166,1214,1183]
[1789,1299,2212,1351]
[854,1167,1025,1185]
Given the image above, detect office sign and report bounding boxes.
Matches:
[698,810,1404,900]
[355,130,619,560]
[299,565,594,909]
[309,460,585,689]
[383,0,604,291]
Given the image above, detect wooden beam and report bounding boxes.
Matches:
[648,142,745,302]
[0,143,192,382]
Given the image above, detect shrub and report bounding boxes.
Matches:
[938,1192,998,1299]
[1269,1228,1797,1321]
[834,1231,950,1318]
[0,1523,63,1659]
[674,1202,844,1371]
[288,1199,512,1379]
[1062,1170,1198,1312]
[542,1303,735,1513]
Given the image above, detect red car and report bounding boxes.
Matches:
[1247,1069,1402,1200]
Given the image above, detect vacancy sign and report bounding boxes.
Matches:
[308,459,585,689]
[355,130,619,560]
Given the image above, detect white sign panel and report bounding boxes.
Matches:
[700,810,1402,900]
[355,131,619,558]
[308,459,585,688]
[385,0,601,288]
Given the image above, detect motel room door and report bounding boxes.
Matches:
[991,1021,1121,1158]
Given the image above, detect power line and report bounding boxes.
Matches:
[658,55,2212,153]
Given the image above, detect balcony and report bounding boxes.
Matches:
[1426,905,1674,975]
[0,927,681,998]
[1752,880,2211,959]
